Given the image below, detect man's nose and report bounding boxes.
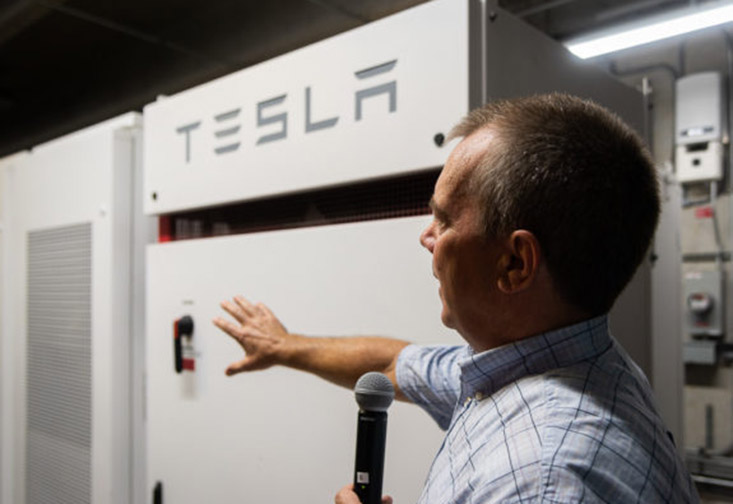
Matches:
[420,223,435,253]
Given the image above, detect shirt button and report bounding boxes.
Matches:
[475,392,484,401]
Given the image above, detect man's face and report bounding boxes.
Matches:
[420,129,502,343]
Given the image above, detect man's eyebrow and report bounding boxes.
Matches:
[428,197,449,221]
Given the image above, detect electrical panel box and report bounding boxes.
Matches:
[683,270,725,337]
[147,217,461,504]
[143,0,468,215]
[142,0,646,216]
[676,72,725,145]
[685,386,733,452]
[675,72,726,183]
[675,142,724,183]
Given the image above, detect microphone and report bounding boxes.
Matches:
[353,372,394,504]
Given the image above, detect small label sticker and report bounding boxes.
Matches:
[695,206,714,219]
[356,472,370,484]
[182,342,196,358]
[182,358,195,371]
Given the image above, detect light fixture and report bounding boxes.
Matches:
[565,0,733,59]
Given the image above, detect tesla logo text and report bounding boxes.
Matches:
[176,60,398,163]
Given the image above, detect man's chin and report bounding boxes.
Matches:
[440,310,455,330]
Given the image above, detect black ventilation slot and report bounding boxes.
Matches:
[159,169,440,242]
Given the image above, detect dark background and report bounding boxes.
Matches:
[0,0,692,158]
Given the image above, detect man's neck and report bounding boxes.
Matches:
[466,302,593,353]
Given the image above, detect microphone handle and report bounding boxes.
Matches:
[354,410,388,504]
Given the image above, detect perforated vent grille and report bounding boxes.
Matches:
[160,168,440,241]
[26,223,92,504]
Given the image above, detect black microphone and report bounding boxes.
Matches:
[353,372,394,504]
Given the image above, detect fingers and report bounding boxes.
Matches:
[257,302,274,318]
[334,485,360,504]
[233,295,257,317]
[212,317,242,341]
[334,484,390,504]
[220,300,246,324]
[212,317,268,343]
[218,296,257,324]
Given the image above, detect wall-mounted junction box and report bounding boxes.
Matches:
[683,270,725,338]
[675,72,726,184]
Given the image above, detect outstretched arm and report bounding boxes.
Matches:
[212,296,411,400]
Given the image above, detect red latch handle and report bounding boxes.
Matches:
[174,315,194,373]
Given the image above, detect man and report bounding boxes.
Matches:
[213,94,698,503]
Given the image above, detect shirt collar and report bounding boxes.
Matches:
[458,315,612,399]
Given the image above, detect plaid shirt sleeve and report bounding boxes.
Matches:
[395,344,465,430]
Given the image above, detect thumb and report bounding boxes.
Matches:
[382,496,393,504]
[225,357,259,376]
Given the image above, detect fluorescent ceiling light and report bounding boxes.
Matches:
[565,0,733,59]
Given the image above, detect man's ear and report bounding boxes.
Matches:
[496,230,541,294]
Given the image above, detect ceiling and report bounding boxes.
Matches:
[0,0,694,158]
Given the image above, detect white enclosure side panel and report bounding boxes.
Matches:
[0,151,30,504]
[143,0,468,214]
[146,216,461,504]
[0,113,139,504]
[1,152,31,504]
[0,157,5,503]
[93,128,135,504]
[0,163,2,504]
[481,6,644,133]
[131,128,156,504]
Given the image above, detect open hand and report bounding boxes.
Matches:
[213,296,291,375]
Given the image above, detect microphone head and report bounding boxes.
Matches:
[354,372,394,412]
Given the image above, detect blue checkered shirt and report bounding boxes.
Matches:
[396,315,698,503]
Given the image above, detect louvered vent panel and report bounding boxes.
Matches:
[26,223,92,504]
